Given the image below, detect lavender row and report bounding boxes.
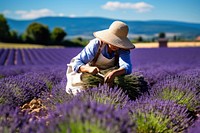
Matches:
[0,82,197,132]
[0,48,82,66]
[131,47,200,68]
[0,47,200,132]
[1,47,200,67]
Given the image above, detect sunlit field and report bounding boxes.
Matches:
[0,43,200,132]
[0,42,64,49]
[1,41,200,49]
[134,41,200,48]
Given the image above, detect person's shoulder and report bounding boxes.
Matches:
[90,38,100,45]
[87,38,100,48]
[84,38,101,53]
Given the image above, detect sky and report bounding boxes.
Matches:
[0,0,200,23]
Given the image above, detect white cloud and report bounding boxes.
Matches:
[58,13,65,17]
[1,10,11,15]
[102,1,154,13]
[15,9,64,19]
[69,14,76,18]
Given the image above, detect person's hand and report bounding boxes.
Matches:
[104,71,115,85]
[104,68,126,87]
[87,66,99,75]
[79,65,99,75]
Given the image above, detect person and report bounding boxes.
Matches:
[66,20,135,95]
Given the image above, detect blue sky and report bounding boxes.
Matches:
[0,0,200,23]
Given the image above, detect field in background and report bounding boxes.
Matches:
[135,41,200,48]
[0,42,64,49]
[0,45,200,132]
[1,42,200,49]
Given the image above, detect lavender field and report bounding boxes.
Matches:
[0,47,200,133]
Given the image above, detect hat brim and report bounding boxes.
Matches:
[93,29,135,49]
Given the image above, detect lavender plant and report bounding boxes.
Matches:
[0,66,28,79]
[45,98,135,133]
[41,77,73,109]
[24,70,64,91]
[187,118,200,133]
[0,105,33,133]
[150,75,200,115]
[0,73,49,107]
[134,64,190,87]
[128,98,193,132]
[73,84,130,108]
[178,68,200,92]
[0,65,65,80]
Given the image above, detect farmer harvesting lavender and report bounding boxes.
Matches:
[66,21,135,95]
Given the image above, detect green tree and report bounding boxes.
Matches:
[25,22,50,44]
[9,30,19,42]
[137,36,143,42]
[51,27,67,43]
[0,14,10,42]
[158,32,166,38]
[151,37,155,42]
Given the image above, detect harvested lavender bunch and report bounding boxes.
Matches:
[114,73,149,100]
[81,67,149,100]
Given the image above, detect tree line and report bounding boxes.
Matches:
[0,14,82,47]
[1,14,192,46]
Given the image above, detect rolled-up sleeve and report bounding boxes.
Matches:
[72,39,99,72]
[119,50,132,74]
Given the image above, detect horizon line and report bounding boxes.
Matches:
[5,16,200,24]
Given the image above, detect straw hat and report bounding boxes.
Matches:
[93,21,135,49]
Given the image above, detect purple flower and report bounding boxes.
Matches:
[41,77,73,108]
[0,72,49,107]
[0,105,33,133]
[187,118,200,133]
[128,98,193,132]
[47,99,135,133]
[74,84,130,108]
[149,75,200,115]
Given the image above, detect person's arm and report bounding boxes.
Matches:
[104,49,132,83]
[79,65,100,75]
[72,38,100,73]
[104,67,126,83]
[118,49,132,74]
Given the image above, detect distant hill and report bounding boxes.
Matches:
[7,17,200,39]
